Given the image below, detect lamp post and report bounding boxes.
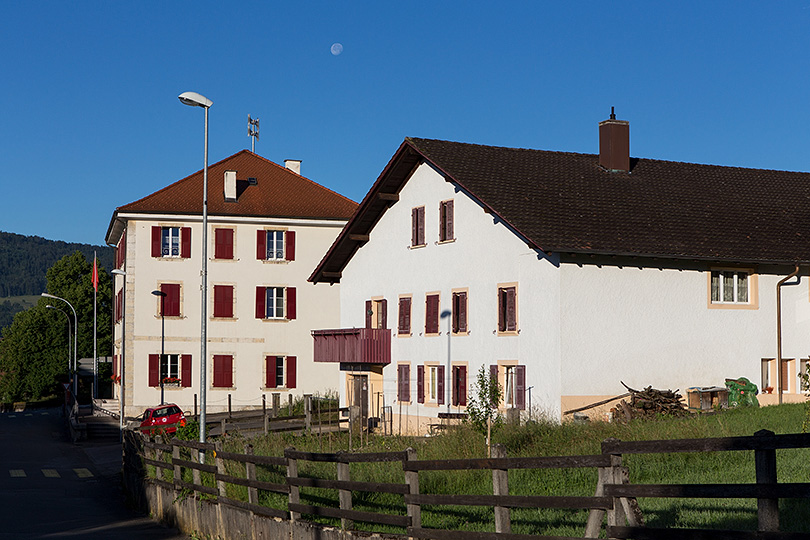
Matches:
[42,293,78,398]
[45,304,72,401]
[112,268,126,438]
[441,309,452,414]
[179,90,212,445]
[152,289,167,405]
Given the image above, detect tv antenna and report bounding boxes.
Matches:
[248,115,260,152]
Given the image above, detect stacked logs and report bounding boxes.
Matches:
[611,382,688,421]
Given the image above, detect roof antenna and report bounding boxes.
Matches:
[248,114,260,152]
[610,106,616,120]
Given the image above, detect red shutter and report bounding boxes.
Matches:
[515,365,526,410]
[399,297,412,334]
[380,299,388,329]
[148,354,160,387]
[285,231,296,261]
[181,354,192,387]
[506,287,517,331]
[490,365,499,405]
[215,228,233,259]
[365,300,372,329]
[417,207,425,245]
[286,356,297,389]
[411,208,418,246]
[151,226,161,257]
[445,200,454,241]
[257,230,266,260]
[161,283,180,317]
[266,356,276,388]
[426,295,439,334]
[214,285,233,318]
[286,287,296,320]
[213,355,232,387]
[437,365,445,405]
[181,227,191,258]
[459,366,467,406]
[256,287,265,319]
[458,292,467,333]
[417,365,425,403]
[398,365,410,402]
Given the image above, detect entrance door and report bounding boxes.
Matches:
[351,374,369,422]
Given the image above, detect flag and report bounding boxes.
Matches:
[92,255,98,291]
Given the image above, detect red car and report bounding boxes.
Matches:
[139,403,186,434]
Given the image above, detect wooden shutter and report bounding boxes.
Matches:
[490,365,499,406]
[458,366,467,406]
[181,227,191,258]
[380,299,387,329]
[458,292,467,333]
[285,231,296,261]
[417,206,425,245]
[365,300,373,329]
[213,355,232,388]
[213,285,229,318]
[148,354,160,387]
[437,365,445,405]
[181,354,192,387]
[398,297,411,334]
[286,356,297,388]
[256,230,266,260]
[417,365,425,403]
[411,208,418,246]
[398,365,410,402]
[506,287,517,331]
[161,283,181,317]
[215,228,233,259]
[151,226,161,257]
[255,287,266,319]
[266,356,276,388]
[515,365,526,410]
[286,287,297,320]
[445,200,454,241]
[426,294,439,334]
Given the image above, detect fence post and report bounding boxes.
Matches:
[754,429,779,531]
[245,443,258,505]
[215,440,227,498]
[584,462,609,538]
[286,447,300,521]
[337,452,353,530]
[305,394,313,433]
[288,393,293,414]
[492,443,511,533]
[263,395,268,435]
[194,393,198,421]
[272,393,280,417]
[228,394,232,418]
[606,454,627,528]
[405,447,420,532]
[170,439,180,487]
[221,418,227,437]
[193,447,202,487]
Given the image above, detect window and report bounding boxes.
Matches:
[214,228,234,260]
[504,365,526,410]
[115,288,123,322]
[151,226,191,258]
[115,229,126,269]
[398,296,412,335]
[159,283,181,317]
[451,365,467,406]
[497,286,517,332]
[213,285,234,318]
[397,364,410,402]
[440,200,454,242]
[452,291,467,334]
[213,355,233,388]
[711,270,750,304]
[425,293,440,334]
[365,299,387,329]
[255,286,296,320]
[257,230,295,261]
[418,365,445,404]
[148,354,191,387]
[411,206,425,247]
[265,356,297,389]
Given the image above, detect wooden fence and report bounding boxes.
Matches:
[124,429,810,539]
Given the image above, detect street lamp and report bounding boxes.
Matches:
[152,289,167,405]
[112,268,126,438]
[441,309,452,414]
[45,305,72,401]
[179,90,212,445]
[42,293,78,398]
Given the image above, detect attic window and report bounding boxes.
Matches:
[248,177,257,185]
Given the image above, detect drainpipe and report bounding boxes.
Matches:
[777,265,800,405]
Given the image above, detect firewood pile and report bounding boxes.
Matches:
[610,382,688,421]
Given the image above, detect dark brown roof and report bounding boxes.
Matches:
[311,137,810,283]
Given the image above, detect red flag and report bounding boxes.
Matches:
[92,255,98,291]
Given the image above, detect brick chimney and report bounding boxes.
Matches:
[224,170,237,202]
[599,107,630,173]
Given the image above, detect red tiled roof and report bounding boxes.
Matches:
[311,137,810,283]
[117,150,357,220]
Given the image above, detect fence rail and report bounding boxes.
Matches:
[125,428,810,539]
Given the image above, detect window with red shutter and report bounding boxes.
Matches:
[213,285,234,318]
[440,200,454,242]
[286,356,296,388]
[498,286,517,332]
[258,230,286,260]
[213,355,233,388]
[417,365,425,403]
[425,294,440,334]
[411,206,425,247]
[214,228,234,259]
[160,283,181,317]
[398,297,411,335]
[148,354,160,387]
[452,365,467,406]
[452,291,467,334]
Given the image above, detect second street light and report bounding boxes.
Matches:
[42,292,78,398]
[152,289,167,405]
[46,304,72,404]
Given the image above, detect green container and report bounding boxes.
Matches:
[725,377,759,408]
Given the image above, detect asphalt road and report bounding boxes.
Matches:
[0,407,189,540]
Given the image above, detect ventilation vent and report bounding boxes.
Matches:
[248,177,257,185]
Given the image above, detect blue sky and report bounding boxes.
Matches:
[3,2,810,246]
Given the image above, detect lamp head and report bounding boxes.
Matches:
[111,269,126,276]
[178,91,212,108]
[440,310,452,319]
[41,292,55,299]
[151,290,167,297]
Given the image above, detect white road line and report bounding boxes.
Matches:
[9,470,26,478]
[42,469,60,478]
[74,468,93,478]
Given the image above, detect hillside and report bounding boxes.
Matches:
[0,230,113,298]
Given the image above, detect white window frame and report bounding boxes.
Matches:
[161,227,181,258]
[428,366,439,403]
[710,269,750,304]
[265,287,285,319]
[274,356,285,388]
[265,230,285,260]
[160,353,179,380]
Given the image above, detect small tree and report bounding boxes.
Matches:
[465,365,503,456]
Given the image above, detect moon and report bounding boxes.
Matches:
[331,43,343,56]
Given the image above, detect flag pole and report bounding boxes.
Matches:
[93,251,98,400]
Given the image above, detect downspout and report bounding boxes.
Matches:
[777,265,800,405]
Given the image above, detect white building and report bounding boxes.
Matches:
[106,150,357,417]
[310,114,810,433]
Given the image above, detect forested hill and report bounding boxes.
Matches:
[0,231,114,297]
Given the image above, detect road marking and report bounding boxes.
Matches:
[24,413,33,417]
[74,468,93,478]
[42,469,60,478]
[7,415,15,418]
[9,470,26,478]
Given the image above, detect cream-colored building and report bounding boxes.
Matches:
[106,150,357,417]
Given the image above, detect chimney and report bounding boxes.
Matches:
[224,170,237,202]
[598,107,630,172]
[284,159,301,175]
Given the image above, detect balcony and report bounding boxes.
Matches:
[312,328,391,365]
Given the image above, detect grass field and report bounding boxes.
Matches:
[190,402,810,537]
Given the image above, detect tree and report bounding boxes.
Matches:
[465,365,503,456]
[0,251,112,402]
